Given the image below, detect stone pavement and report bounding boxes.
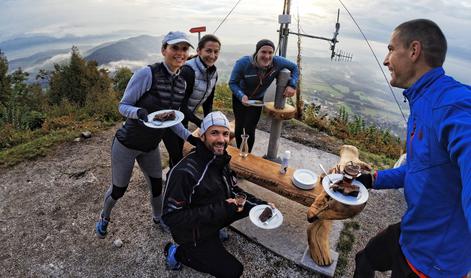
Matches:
[230,129,344,277]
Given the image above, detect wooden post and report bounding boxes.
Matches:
[306,145,371,266]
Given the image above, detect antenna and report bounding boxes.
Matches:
[280,8,353,61]
[329,9,352,61]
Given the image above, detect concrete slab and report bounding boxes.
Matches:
[229,129,345,276]
[250,129,340,175]
[301,247,339,277]
[232,179,342,277]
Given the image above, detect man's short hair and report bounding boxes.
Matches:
[197,34,221,50]
[394,19,447,67]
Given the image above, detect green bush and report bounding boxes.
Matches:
[23,111,46,130]
[213,84,233,111]
[83,88,121,123]
[0,123,47,150]
[302,103,403,160]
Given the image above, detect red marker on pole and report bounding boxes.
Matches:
[189,26,206,43]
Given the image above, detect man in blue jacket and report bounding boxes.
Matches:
[354,19,471,277]
[229,39,298,152]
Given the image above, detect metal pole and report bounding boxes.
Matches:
[267,120,283,161]
[266,69,291,160]
[274,69,290,109]
[278,0,291,58]
[266,0,292,161]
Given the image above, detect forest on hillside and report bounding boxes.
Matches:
[0,47,403,168]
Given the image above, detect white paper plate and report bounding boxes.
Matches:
[249,205,283,229]
[321,174,369,205]
[247,100,265,107]
[144,110,184,129]
[292,178,315,190]
[292,169,317,190]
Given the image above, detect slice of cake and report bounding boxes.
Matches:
[330,180,360,197]
[154,111,176,121]
[259,207,273,222]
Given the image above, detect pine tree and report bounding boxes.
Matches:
[113,67,132,97]
[0,50,11,107]
[48,46,113,106]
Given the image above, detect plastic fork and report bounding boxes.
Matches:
[319,164,335,186]
[263,210,278,225]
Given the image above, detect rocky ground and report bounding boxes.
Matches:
[0,114,406,277]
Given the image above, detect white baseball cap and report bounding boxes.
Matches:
[162,31,194,48]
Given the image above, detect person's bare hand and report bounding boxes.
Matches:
[283,86,296,97]
[267,202,276,209]
[241,95,249,106]
[226,198,237,205]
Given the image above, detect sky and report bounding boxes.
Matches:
[1,0,470,85]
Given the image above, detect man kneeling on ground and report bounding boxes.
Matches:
[162,111,272,277]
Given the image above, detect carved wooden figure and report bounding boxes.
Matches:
[306,145,371,266]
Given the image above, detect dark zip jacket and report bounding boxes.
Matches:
[162,141,266,245]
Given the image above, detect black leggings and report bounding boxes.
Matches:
[232,96,263,153]
[176,236,243,278]
[162,121,187,169]
[354,222,418,278]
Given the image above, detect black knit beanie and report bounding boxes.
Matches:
[255,39,275,55]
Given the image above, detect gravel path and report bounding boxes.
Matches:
[0,119,406,277]
[0,125,312,278]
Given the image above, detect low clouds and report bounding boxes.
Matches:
[1,0,469,83]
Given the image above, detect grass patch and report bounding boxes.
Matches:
[335,220,360,277]
[333,84,350,94]
[0,119,114,168]
[213,83,235,115]
[358,150,396,170]
[309,82,343,97]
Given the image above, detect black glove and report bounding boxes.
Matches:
[137,108,149,122]
[355,172,374,189]
[187,135,200,146]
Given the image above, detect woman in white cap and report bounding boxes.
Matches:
[95,31,194,238]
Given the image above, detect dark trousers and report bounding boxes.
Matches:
[232,96,263,153]
[354,222,419,278]
[175,236,243,278]
[162,120,187,169]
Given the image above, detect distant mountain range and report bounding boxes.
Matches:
[0,35,81,53]
[8,49,67,72]
[84,35,163,65]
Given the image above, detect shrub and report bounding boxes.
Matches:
[302,103,403,159]
[41,115,76,131]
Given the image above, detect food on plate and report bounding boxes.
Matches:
[259,207,273,222]
[330,179,360,197]
[153,111,176,121]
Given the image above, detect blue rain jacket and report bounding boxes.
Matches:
[375,67,471,277]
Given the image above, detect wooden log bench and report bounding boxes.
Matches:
[183,122,318,207]
[225,145,317,207]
